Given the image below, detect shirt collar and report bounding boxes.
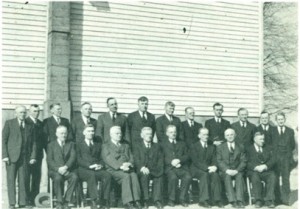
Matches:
[144,141,151,148]
[254,144,262,152]
[240,121,247,127]
[81,115,89,124]
[215,117,221,123]
[139,110,147,119]
[261,124,269,131]
[165,114,173,121]
[111,140,121,146]
[110,111,117,118]
[85,138,93,146]
[227,141,235,149]
[53,115,60,121]
[57,139,65,147]
[187,119,194,126]
[278,126,285,133]
[200,140,207,148]
[169,138,176,144]
[29,116,37,123]
[18,119,25,126]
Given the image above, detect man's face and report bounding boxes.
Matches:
[108,99,118,113]
[16,106,27,121]
[185,108,195,120]
[165,105,175,116]
[254,135,264,147]
[56,128,67,142]
[238,110,248,122]
[81,104,92,117]
[214,105,223,118]
[51,105,62,117]
[83,127,95,140]
[141,129,153,143]
[29,106,40,119]
[260,113,269,125]
[111,128,122,142]
[276,115,286,127]
[198,129,209,142]
[225,130,236,143]
[166,127,177,140]
[138,100,148,112]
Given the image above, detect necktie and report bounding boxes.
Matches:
[57,117,61,125]
[280,127,284,135]
[203,142,207,153]
[190,121,194,127]
[229,143,234,153]
[61,142,65,153]
[242,122,246,128]
[142,112,147,123]
[112,113,116,123]
[262,125,265,131]
[20,121,24,129]
[169,116,173,123]
[87,118,91,124]
[89,141,93,152]
[171,140,176,150]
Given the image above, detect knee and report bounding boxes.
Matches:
[168,174,178,182]
[53,173,63,183]
[103,172,112,182]
[70,173,79,182]
[251,173,260,182]
[184,173,192,182]
[210,172,220,182]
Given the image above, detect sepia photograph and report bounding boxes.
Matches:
[1,1,298,209]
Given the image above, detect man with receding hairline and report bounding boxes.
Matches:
[2,105,37,209]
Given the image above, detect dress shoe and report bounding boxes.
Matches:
[180,201,188,207]
[237,201,245,208]
[155,201,163,209]
[265,200,275,208]
[135,201,142,209]
[167,200,175,207]
[198,201,211,208]
[125,202,135,209]
[216,201,224,208]
[9,205,16,209]
[100,200,110,209]
[63,202,71,209]
[231,202,238,208]
[143,200,149,209]
[282,201,290,206]
[56,203,63,209]
[255,200,262,208]
[91,200,98,209]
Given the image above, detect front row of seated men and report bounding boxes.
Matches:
[47,123,279,209]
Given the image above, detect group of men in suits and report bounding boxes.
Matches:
[2,98,296,209]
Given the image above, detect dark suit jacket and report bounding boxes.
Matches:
[156,115,182,142]
[255,124,274,146]
[96,112,129,144]
[128,111,156,148]
[181,120,202,148]
[231,121,256,147]
[76,140,103,169]
[271,126,295,160]
[2,118,36,163]
[25,117,46,160]
[101,141,134,171]
[246,144,275,174]
[189,141,217,174]
[43,116,72,143]
[204,118,231,144]
[161,140,189,173]
[71,115,98,142]
[216,142,246,174]
[47,140,76,173]
[133,141,164,177]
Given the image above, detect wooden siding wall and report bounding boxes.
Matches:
[2,1,47,109]
[72,2,261,116]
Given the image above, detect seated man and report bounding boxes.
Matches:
[190,128,223,208]
[133,127,164,209]
[47,125,78,209]
[101,126,141,209]
[217,128,246,208]
[77,124,112,209]
[246,132,276,208]
[161,125,192,207]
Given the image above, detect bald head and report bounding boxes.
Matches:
[15,105,26,120]
[56,125,68,142]
[110,126,122,143]
[141,127,153,143]
[224,128,236,143]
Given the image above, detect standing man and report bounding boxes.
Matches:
[161,125,192,207]
[181,107,203,148]
[101,126,141,209]
[77,124,111,209]
[246,132,276,208]
[231,108,256,147]
[71,102,98,142]
[205,103,230,146]
[217,128,246,208]
[133,127,164,209]
[256,111,274,146]
[47,126,78,209]
[271,112,296,206]
[25,104,46,206]
[43,103,72,143]
[2,105,36,209]
[96,98,129,144]
[156,101,182,142]
[128,96,156,150]
[190,128,223,208]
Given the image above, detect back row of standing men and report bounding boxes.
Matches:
[2,96,296,209]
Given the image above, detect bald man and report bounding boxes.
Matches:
[2,106,37,209]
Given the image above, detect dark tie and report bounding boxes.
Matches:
[89,142,93,152]
[171,140,176,151]
[169,116,173,123]
[280,127,283,135]
[61,142,65,155]
[87,118,91,124]
[57,117,61,125]
[242,122,246,128]
[203,142,207,155]
[229,144,234,153]
[258,147,264,162]
[190,121,194,127]
[20,121,24,129]
[142,112,147,123]
[112,113,116,123]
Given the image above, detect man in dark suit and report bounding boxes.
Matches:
[2,106,37,209]
[204,103,231,146]
[190,128,223,208]
[181,107,203,148]
[43,103,72,143]
[101,126,141,209]
[128,96,156,151]
[246,132,276,208]
[77,124,111,209]
[71,102,98,143]
[231,108,256,147]
[25,104,47,206]
[255,111,274,146]
[217,128,246,208]
[161,125,192,207]
[271,112,296,206]
[133,127,164,209]
[156,101,182,142]
[96,98,129,144]
[47,125,78,209]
